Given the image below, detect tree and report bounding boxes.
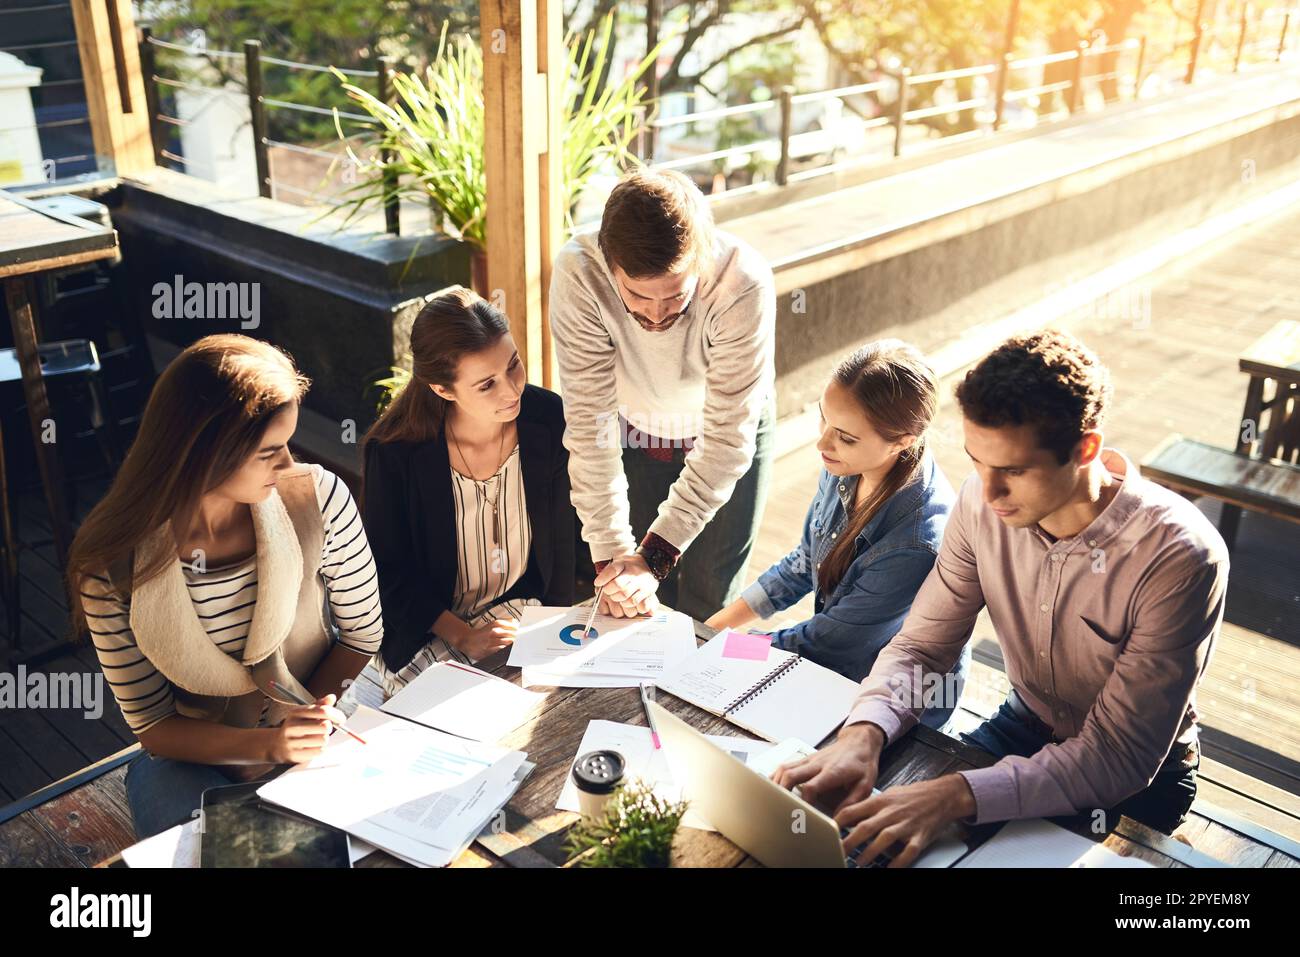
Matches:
[139,0,477,143]
[797,0,1007,134]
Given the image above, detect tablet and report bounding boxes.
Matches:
[199,781,352,868]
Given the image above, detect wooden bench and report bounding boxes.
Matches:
[1141,434,1300,535]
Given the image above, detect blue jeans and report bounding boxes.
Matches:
[960,691,1199,835]
[622,400,775,622]
[125,750,239,839]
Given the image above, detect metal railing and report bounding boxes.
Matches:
[131,4,1299,230]
[642,5,1296,191]
[0,3,100,179]
[138,27,400,234]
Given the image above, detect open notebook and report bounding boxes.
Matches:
[654,631,861,744]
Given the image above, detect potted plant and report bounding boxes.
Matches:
[564,779,688,868]
[325,13,663,295]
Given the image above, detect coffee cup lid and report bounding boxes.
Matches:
[572,749,626,794]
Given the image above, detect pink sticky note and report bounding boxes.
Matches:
[722,630,772,662]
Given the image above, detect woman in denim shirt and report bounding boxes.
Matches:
[707,340,969,730]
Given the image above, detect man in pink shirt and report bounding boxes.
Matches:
[775,331,1228,865]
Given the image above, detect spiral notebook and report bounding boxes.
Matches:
[654,632,861,744]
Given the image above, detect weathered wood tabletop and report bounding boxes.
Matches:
[2,615,1296,868]
[0,191,118,278]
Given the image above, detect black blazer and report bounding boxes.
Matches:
[362,384,580,673]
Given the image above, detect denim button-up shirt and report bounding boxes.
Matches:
[741,451,969,729]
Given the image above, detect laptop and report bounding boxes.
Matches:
[649,699,969,868]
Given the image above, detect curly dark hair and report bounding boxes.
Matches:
[954,331,1113,464]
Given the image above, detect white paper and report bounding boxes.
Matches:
[746,736,817,778]
[348,837,378,863]
[1072,842,1158,868]
[911,835,972,868]
[955,818,1155,868]
[555,719,770,831]
[507,606,697,679]
[338,667,386,716]
[257,705,527,868]
[382,661,546,743]
[521,667,641,689]
[121,819,201,868]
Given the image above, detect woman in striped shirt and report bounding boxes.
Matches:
[69,335,383,839]
[362,287,581,697]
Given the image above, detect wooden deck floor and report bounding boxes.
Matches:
[0,478,138,804]
[746,200,1300,840]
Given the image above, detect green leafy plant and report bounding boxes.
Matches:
[564,779,688,868]
[368,365,412,415]
[324,12,666,245]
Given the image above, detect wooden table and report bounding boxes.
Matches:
[1237,319,1300,458]
[4,615,1292,869]
[0,189,119,567]
[1220,318,1300,544]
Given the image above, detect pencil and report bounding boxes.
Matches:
[640,682,662,750]
[582,586,605,639]
[268,680,368,745]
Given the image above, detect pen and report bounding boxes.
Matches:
[268,680,368,745]
[639,682,662,750]
[582,585,605,639]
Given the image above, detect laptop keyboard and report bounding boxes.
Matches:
[841,826,893,869]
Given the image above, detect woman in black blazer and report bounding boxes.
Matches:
[362,286,581,695]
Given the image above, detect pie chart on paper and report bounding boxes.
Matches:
[558,624,597,646]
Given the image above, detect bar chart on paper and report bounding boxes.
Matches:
[360,745,493,780]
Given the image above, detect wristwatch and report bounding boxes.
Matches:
[636,533,680,582]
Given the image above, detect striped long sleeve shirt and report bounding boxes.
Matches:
[84,465,383,734]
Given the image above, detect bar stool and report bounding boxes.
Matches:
[0,338,121,653]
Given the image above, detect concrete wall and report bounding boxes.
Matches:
[106,171,469,442]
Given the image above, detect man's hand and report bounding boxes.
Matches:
[594,553,660,618]
[837,774,976,868]
[772,722,885,815]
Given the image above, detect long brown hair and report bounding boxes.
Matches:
[817,340,939,596]
[67,335,310,632]
[362,286,511,456]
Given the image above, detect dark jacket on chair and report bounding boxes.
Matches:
[362,384,580,673]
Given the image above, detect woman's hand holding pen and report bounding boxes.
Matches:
[266,694,346,765]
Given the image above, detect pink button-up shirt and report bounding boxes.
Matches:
[847,448,1228,823]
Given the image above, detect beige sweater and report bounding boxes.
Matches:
[549,228,775,561]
